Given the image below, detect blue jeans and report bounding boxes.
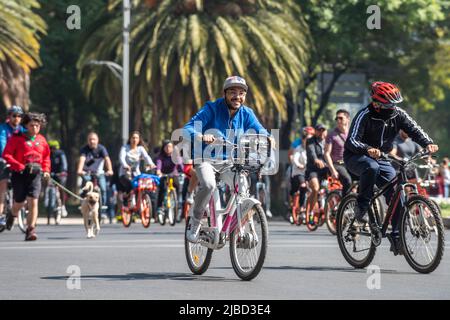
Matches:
[344,153,402,234]
[82,174,107,214]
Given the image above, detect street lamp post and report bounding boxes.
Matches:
[123,0,130,145]
[86,1,130,145]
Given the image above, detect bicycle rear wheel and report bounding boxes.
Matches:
[140,192,152,228]
[336,194,376,269]
[325,190,341,235]
[230,204,268,281]
[401,195,444,274]
[184,216,213,275]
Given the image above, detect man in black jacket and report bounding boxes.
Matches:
[344,81,439,254]
[305,124,328,221]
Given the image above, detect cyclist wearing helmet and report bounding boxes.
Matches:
[344,81,439,255]
[183,76,271,243]
[0,106,26,227]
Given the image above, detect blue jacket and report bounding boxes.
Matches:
[183,98,269,159]
[0,123,25,155]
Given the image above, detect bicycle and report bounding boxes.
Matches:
[157,173,179,226]
[304,179,328,231]
[44,172,66,225]
[0,163,28,234]
[336,149,445,273]
[185,134,271,281]
[121,174,159,228]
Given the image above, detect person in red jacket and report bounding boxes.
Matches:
[2,113,51,241]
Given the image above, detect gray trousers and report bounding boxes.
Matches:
[192,162,242,220]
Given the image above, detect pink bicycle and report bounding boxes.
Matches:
[184,134,272,281]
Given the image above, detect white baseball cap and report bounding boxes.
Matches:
[223,76,248,91]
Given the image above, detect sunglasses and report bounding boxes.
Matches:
[11,114,22,118]
[375,101,396,109]
[335,116,345,121]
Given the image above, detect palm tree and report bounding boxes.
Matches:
[0,0,46,109]
[78,0,311,145]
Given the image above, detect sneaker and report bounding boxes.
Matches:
[25,226,37,241]
[265,210,273,219]
[353,206,368,225]
[186,217,201,243]
[61,206,68,218]
[100,214,107,224]
[150,218,155,223]
[0,216,6,227]
[6,213,15,230]
[186,192,194,205]
[157,208,165,223]
[289,215,294,224]
[55,211,62,225]
[387,233,403,256]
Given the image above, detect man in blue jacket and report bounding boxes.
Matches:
[0,106,25,228]
[183,76,269,243]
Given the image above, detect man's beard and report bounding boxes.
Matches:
[226,98,241,110]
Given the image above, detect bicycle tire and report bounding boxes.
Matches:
[184,216,213,275]
[168,190,177,227]
[230,204,268,281]
[140,192,152,228]
[336,193,376,269]
[17,208,27,233]
[306,204,319,232]
[121,199,132,228]
[400,195,445,274]
[325,190,341,235]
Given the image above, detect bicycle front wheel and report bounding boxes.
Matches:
[167,190,177,226]
[184,216,213,275]
[401,195,445,274]
[17,208,28,233]
[336,194,376,269]
[140,192,152,228]
[230,204,268,281]
[325,190,341,235]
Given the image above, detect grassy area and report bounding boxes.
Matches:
[441,203,450,218]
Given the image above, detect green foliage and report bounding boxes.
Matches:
[77,0,312,139]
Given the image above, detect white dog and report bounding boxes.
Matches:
[80,182,100,238]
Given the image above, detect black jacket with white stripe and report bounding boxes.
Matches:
[344,103,433,157]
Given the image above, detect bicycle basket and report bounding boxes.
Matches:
[235,134,272,170]
[132,174,160,192]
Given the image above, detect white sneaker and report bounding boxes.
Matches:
[265,210,273,218]
[186,217,201,243]
[186,192,194,205]
[61,206,68,218]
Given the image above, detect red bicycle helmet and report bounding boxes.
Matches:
[371,81,403,104]
[302,126,315,135]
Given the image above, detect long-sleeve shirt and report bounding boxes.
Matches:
[119,145,155,177]
[345,104,433,157]
[0,123,24,155]
[306,136,325,171]
[2,133,51,173]
[183,98,269,160]
[156,153,183,175]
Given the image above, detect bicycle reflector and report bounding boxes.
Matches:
[137,178,157,192]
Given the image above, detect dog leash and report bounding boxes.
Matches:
[49,177,84,201]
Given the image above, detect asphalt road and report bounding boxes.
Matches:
[0,219,449,300]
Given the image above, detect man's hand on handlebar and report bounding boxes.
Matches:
[202,134,216,144]
[426,144,439,154]
[367,148,381,159]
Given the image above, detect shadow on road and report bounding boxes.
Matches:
[41,272,239,282]
[263,265,418,275]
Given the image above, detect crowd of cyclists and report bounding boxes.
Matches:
[0,78,447,252]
